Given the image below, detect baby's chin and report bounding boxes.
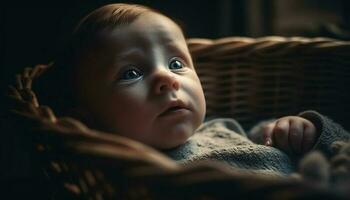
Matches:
[93,118,198,150]
[151,137,190,150]
[146,120,202,149]
[141,129,193,150]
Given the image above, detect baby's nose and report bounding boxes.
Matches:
[152,69,180,94]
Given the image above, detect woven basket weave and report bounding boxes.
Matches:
[7,36,350,199]
[189,36,350,128]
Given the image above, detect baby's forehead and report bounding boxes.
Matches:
[135,12,182,31]
[73,11,188,67]
[115,12,183,39]
[94,13,186,49]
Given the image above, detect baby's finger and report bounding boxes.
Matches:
[263,122,275,146]
[302,122,317,153]
[289,119,304,154]
[273,119,291,153]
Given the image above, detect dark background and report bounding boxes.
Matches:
[1,0,350,198]
[2,0,350,91]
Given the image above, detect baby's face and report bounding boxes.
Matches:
[74,12,206,149]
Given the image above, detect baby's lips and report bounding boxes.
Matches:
[158,99,189,117]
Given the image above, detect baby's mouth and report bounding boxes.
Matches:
[159,106,185,117]
[164,106,183,113]
[158,100,189,117]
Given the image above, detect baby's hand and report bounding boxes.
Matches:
[263,116,318,155]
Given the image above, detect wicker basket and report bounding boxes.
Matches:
[7,36,350,199]
[189,36,350,129]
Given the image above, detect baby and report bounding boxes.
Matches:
[44,3,349,175]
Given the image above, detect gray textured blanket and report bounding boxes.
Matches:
[164,111,350,177]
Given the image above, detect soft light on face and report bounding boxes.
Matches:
[73,12,206,149]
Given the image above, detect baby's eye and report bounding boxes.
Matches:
[168,58,184,70]
[120,68,143,81]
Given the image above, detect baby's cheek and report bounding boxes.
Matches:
[97,91,149,133]
[188,75,207,126]
[103,106,150,138]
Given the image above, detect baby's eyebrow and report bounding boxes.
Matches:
[114,48,145,62]
[164,41,190,59]
[163,41,187,52]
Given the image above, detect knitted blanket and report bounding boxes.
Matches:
[164,111,350,177]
